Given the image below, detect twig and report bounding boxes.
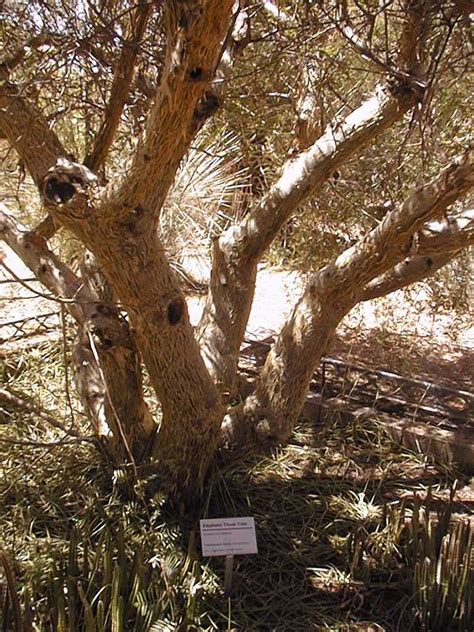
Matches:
[86,331,137,469]
[60,304,76,430]
[0,437,91,447]
[0,261,86,305]
[0,386,97,443]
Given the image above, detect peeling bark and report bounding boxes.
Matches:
[223,155,473,447]
[361,209,474,300]
[293,58,326,150]
[198,79,422,396]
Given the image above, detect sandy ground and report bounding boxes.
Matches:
[187,266,305,339]
[2,246,473,389]
[1,246,61,343]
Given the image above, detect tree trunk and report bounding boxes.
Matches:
[38,159,226,493]
[0,205,154,457]
[94,229,224,493]
[225,155,473,447]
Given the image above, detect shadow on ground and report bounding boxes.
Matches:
[197,413,473,631]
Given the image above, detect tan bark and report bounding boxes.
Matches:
[361,209,474,300]
[294,60,323,150]
[0,85,157,456]
[0,205,154,458]
[84,1,152,171]
[223,155,473,447]
[2,0,234,495]
[192,3,250,131]
[29,2,235,493]
[0,31,147,452]
[416,209,474,254]
[102,0,235,219]
[0,82,68,185]
[39,154,225,493]
[197,79,422,397]
[86,219,224,493]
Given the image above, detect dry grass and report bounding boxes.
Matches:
[1,341,473,631]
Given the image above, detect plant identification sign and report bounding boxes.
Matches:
[200,517,258,557]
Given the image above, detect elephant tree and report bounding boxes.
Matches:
[1,1,472,498]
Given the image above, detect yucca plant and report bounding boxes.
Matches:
[160,131,248,288]
[0,550,26,632]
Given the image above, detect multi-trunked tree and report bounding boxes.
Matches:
[1,1,472,498]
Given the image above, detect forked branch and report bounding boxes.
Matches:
[361,208,474,300]
[103,0,234,218]
[229,155,473,447]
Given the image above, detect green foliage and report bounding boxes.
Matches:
[0,442,219,630]
[160,131,248,263]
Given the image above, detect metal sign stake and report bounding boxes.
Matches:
[224,555,234,597]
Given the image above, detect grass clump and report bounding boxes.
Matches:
[1,342,473,630]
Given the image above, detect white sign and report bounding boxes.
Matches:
[200,517,258,557]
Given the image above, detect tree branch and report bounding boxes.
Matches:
[197,79,422,395]
[192,3,251,131]
[196,3,431,402]
[0,81,68,185]
[241,83,422,261]
[327,4,428,85]
[84,1,152,171]
[359,252,454,301]
[0,203,154,451]
[0,203,95,322]
[323,154,473,299]
[417,208,474,254]
[103,0,234,218]
[228,155,473,447]
[360,208,474,300]
[0,33,63,80]
[1,386,95,443]
[0,66,70,239]
[237,0,430,261]
[260,1,292,25]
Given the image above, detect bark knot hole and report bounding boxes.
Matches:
[167,299,184,326]
[45,178,76,204]
[189,67,205,81]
